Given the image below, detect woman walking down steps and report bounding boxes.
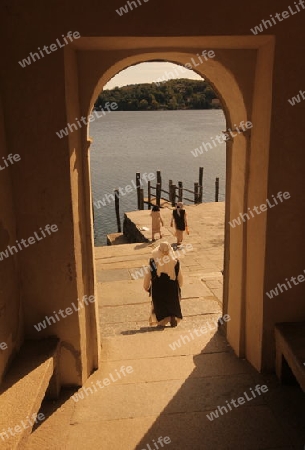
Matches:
[144,242,183,328]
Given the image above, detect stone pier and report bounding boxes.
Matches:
[97,202,225,336]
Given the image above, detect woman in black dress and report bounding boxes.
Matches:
[144,242,183,327]
[171,202,188,246]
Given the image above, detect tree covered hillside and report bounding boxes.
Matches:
[94,79,221,111]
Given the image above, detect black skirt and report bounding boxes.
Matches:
[150,270,182,322]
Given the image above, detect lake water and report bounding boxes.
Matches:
[90,110,226,246]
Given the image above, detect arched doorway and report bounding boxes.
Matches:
[63,35,274,380]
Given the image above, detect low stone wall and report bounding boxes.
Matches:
[106,233,129,246]
[123,214,149,243]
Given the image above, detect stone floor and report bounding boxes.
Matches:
[25,203,305,449]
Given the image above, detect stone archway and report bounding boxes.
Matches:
[64,35,274,377]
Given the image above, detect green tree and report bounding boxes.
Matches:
[139,99,149,109]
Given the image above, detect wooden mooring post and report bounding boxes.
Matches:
[194,182,199,204]
[139,188,144,210]
[215,177,220,202]
[156,170,162,207]
[157,170,162,187]
[169,180,173,203]
[136,172,141,210]
[114,189,121,232]
[156,183,161,207]
[178,181,183,202]
[171,184,176,206]
[199,167,203,203]
[148,181,151,209]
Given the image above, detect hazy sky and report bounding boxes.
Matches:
[104,62,203,89]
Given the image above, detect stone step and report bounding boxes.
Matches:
[275,322,305,391]
[100,327,229,361]
[70,372,265,422]
[99,312,223,338]
[0,339,60,449]
[95,351,249,384]
[99,298,220,325]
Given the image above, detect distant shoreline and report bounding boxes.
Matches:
[94,78,221,112]
[93,107,223,112]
